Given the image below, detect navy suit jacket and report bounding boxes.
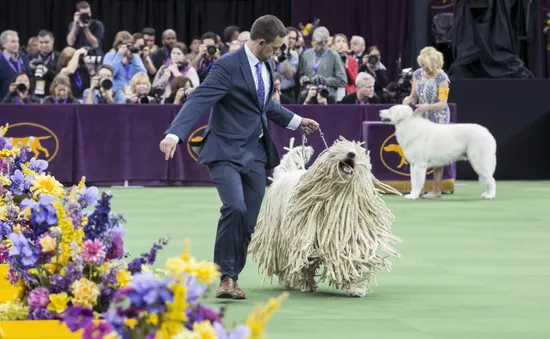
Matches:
[165,47,300,170]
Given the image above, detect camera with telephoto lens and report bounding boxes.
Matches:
[98,76,112,90]
[176,61,188,68]
[395,67,414,104]
[206,45,217,56]
[368,54,379,65]
[79,12,91,24]
[137,93,150,104]
[317,85,329,99]
[127,44,141,54]
[15,83,27,93]
[31,60,46,79]
[151,87,165,102]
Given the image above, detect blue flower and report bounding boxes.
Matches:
[83,192,112,241]
[186,276,208,303]
[29,158,48,174]
[21,195,57,238]
[214,322,251,339]
[78,186,98,208]
[0,136,6,150]
[127,273,173,314]
[10,170,25,195]
[8,232,38,267]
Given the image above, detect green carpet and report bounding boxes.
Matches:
[104,181,550,339]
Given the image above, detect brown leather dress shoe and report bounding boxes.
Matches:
[233,281,246,299]
[216,277,236,299]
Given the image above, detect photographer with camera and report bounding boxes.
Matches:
[298,75,335,105]
[42,74,79,104]
[83,65,125,104]
[132,33,157,79]
[1,73,40,104]
[150,29,178,71]
[152,42,199,102]
[58,47,94,101]
[103,31,147,95]
[274,31,299,103]
[126,72,156,104]
[162,76,195,104]
[29,30,60,98]
[0,30,34,99]
[67,1,104,56]
[190,32,220,83]
[330,33,358,96]
[358,46,388,98]
[297,27,346,100]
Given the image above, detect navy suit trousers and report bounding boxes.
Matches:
[209,138,267,280]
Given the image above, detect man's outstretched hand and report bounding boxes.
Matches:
[300,118,319,134]
[159,137,178,160]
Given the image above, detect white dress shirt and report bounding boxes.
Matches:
[166,43,301,143]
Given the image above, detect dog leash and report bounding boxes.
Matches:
[300,127,329,165]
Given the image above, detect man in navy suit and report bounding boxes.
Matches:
[159,15,319,299]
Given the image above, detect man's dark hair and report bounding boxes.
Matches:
[142,27,155,36]
[201,32,217,43]
[76,1,90,10]
[223,25,239,43]
[250,15,286,43]
[37,30,54,38]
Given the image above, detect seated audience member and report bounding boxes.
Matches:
[152,42,199,101]
[150,29,177,70]
[42,74,79,104]
[358,46,388,97]
[162,76,194,104]
[349,35,366,63]
[331,33,358,95]
[1,73,40,104]
[186,37,201,63]
[83,65,125,104]
[132,33,156,78]
[298,75,336,105]
[274,31,299,103]
[29,30,60,98]
[338,72,380,104]
[67,1,105,56]
[0,30,33,99]
[58,47,91,100]
[272,73,292,104]
[190,32,220,83]
[298,27,346,99]
[237,31,250,44]
[127,72,156,104]
[142,27,158,53]
[103,31,147,95]
[221,25,240,55]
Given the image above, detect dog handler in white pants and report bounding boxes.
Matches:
[403,47,450,199]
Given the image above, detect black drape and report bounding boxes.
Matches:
[0,0,291,52]
[449,0,538,78]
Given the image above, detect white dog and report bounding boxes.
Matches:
[379,105,497,200]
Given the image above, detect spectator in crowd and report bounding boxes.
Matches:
[298,75,336,105]
[58,47,92,100]
[127,72,156,104]
[1,73,40,104]
[42,74,79,104]
[132,33,157,78]
[338,72,380,104]
[186,37,201,63]
[237,31,250,44]
[0,30,33,99]
[26,37,39,56]
[190,32,220,83]
[272,73,292,104]
[29,30,60,98]
[162,75,194,104]
[298,26,346,99]
[103,31,147,95]
[330,33,358,95]
[285,27,299,52]
[67,1,105,56]
[349,35,366,63]
[274,31,299,103]
[83,64,125,104]
[220,25,240,55]
[150,29,177,70]
[229,40,241,52]
[358,46,388,98]
[295,30,305,55]
[142,27,158,53]
[152,42,199,102]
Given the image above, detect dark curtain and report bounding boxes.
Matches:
[290,0,414,81]
[0,0,291,51]
[449,0,539,78]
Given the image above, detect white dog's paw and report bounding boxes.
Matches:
[343,285,367,298]
[481,192,495,200]
[404,193,419,200]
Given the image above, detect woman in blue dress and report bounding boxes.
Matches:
[403,47,450,198]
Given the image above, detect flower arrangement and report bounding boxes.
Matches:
[297,18,320,37]
[61,240,288,339]
[0,127,169,321]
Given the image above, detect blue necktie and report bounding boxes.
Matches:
[255,62,265,110]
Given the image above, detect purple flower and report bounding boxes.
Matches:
[21,195,58,238]
[8,232,38,267]
[105,232,124,260]
[79,186,99,208]
[0,136,6,150]
[10,170,25,195]
[82,322,115,339]
[127,237,170,275]
[27,308,54,320]
[127,273,173,314]
[28,287,50,309]
[186,277,208,303]
[63,306,94,332]
[213,322,251,339]
[29,158,48,173]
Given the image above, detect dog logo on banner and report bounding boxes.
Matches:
[2,123,59,161]
[430,0,456,9]
[380,133,433,176]
[187,125,207,162]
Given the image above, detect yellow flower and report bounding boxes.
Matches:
[47,292,72,314]
[148,314,159,326]
[19,163,37,179]
[116,270,132,287]
[124,318,138,329]
[158,321,184,339]
[12,224,21,234]
[81,216,88,227]
[43,263,58,274]
[165,240,220,284]
[0,175,10,186]
[30,174,64,198]
[192,321,217,339]
[0,300,29,321]
[39,235,57,253]
[71,278,100,309]
[0,148,20,158]
[170,328,200,339]
[77,176,86,189]
[245,292,289,339]
[104,332,121,339]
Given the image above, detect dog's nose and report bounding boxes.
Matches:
[347,152,355,158]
